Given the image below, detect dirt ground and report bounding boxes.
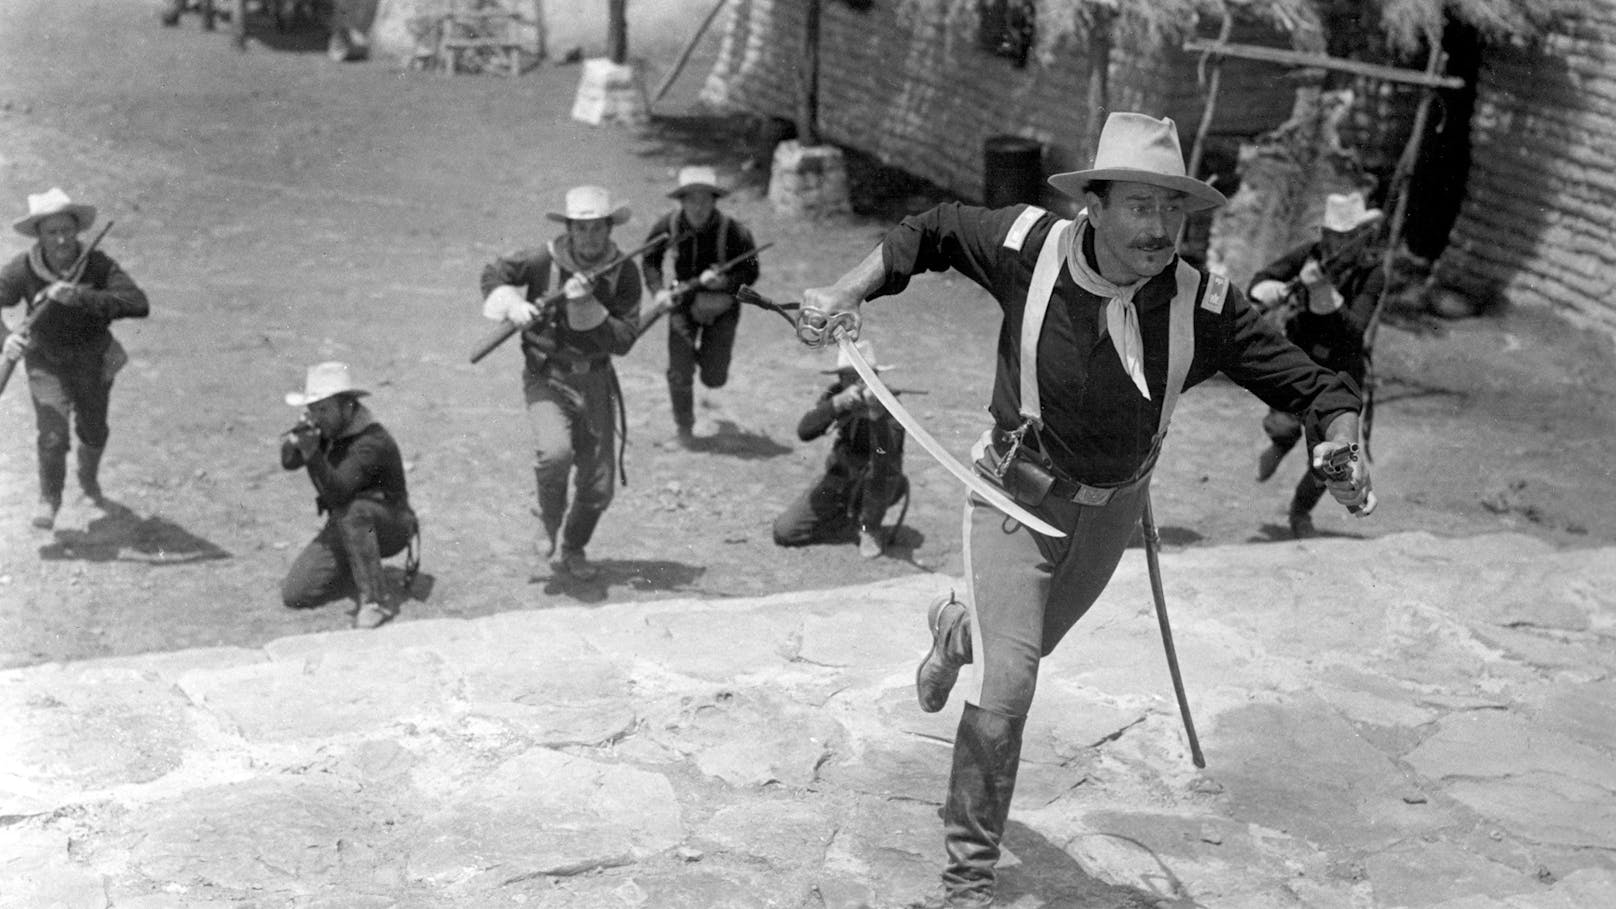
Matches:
[2,0,1613,670]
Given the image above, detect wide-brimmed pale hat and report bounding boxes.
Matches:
[1046,113,1227,212]
[545,185,631,225]
[285,361,369,407]
[668,165,727,199]
[1322,191,1383,233]
[12,187,97,238]
[822,340,896,374]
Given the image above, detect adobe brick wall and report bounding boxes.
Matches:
[701,0,1293,207]
[1439,3,1616,334]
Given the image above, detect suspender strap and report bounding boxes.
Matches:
[1158,260,1201,437]
[1017,218,1072,428]
[1017,221,1200,440]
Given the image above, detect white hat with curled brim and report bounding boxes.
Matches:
[12,187,97,238]
[285,361,369,407]
[669,165,727,199]
[1046,113,1227,212]
[1322,191,1383,233]
[546,185,632,225]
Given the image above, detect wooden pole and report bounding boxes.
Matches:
[607,0,628,65]
[1083,10,1114,162]
[651,0,728,106]
[1182,38,1465,90]
[1179,11,1231,247]
[1361,35,1447,458]
[797,0,821,146]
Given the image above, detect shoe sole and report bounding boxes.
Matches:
[916,595,964,713]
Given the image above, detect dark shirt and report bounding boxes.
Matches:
[642,210,759,292]
[798,380,906,476]
[479,237,644,365]
[0,248,149,353]
[875,203,1362,485]
[281,411,411,516]
[1248,240,1383,380]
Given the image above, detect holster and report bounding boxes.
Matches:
[974,440,1056,508]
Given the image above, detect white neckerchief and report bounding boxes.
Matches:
[1064,213,1151,401]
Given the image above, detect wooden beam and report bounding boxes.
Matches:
[1182,39,1466,90]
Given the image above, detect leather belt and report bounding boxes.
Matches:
[989,429,1154,507]
[539,356,609,376]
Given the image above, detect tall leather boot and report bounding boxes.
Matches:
[1288,470,1327,539]
[668,380,695,445]
[34,449,67,530]
[77,444,105,503]
[923,703,1025,908]
[534,467,566,560]
[337,511,393,629]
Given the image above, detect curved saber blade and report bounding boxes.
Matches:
[836,334,1066,538]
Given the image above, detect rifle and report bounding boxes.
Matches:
[1258,224,1383,328]
[1,219,115,398]
[468,237,661,365]
[636,241,773,337]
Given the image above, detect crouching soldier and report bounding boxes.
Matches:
[280,361,417,629]
[772,340,909,559]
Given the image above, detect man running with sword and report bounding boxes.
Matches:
[782,113,1377,908]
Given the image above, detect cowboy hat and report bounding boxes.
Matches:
[1322,191,1383,233]
[668,165,727,199]
[12,187,97,238]
[1046,113,1227,212]
[822,340,896,374]
[285,361,369,407]
[545,185,632,225]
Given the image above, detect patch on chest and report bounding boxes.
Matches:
[1201,274,1229,314]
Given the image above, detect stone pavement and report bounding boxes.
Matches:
[3,531,1615,908]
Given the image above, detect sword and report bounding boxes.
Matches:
[737,287,1064,538]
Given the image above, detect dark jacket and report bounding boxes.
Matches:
[479,236,644,371]
[281,408,411,517]
[1248,240,1383,381]
[877,203,1363,485]
[0,247,148,357]
[641,209,759,292]
[797,380,906,478]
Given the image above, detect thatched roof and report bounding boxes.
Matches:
[1038,0,1584,55]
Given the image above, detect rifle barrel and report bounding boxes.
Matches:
[468,237,660,365]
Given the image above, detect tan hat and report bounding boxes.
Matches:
[12,187,97,238]
[545,185,631,225]
[1046,113,1227,212]
[668,165,726,199]
[822,340,895,374]
[1322,191,1383,233]
[285,362,369,407]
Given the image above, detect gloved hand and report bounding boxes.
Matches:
[1249,279,1287,309]
[44,281,83,307]
[563,274,594,301]
[652,288,674,311]
[697,267,723,290]
[1298,260,1343,314]
[484,285,538,327]
[1311,441,1378,516]
[2,331,28,360]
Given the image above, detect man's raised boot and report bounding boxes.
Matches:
[916,591,971,713]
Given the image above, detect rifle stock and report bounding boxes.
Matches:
[1,220,115,398]
[468,237,661,365]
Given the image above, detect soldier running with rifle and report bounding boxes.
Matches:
[639,166,762,448]
[1248,190,1386,538]
[1,188,146,530]
[478,185,646,581]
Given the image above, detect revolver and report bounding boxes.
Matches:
[1318,443,1371,515]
